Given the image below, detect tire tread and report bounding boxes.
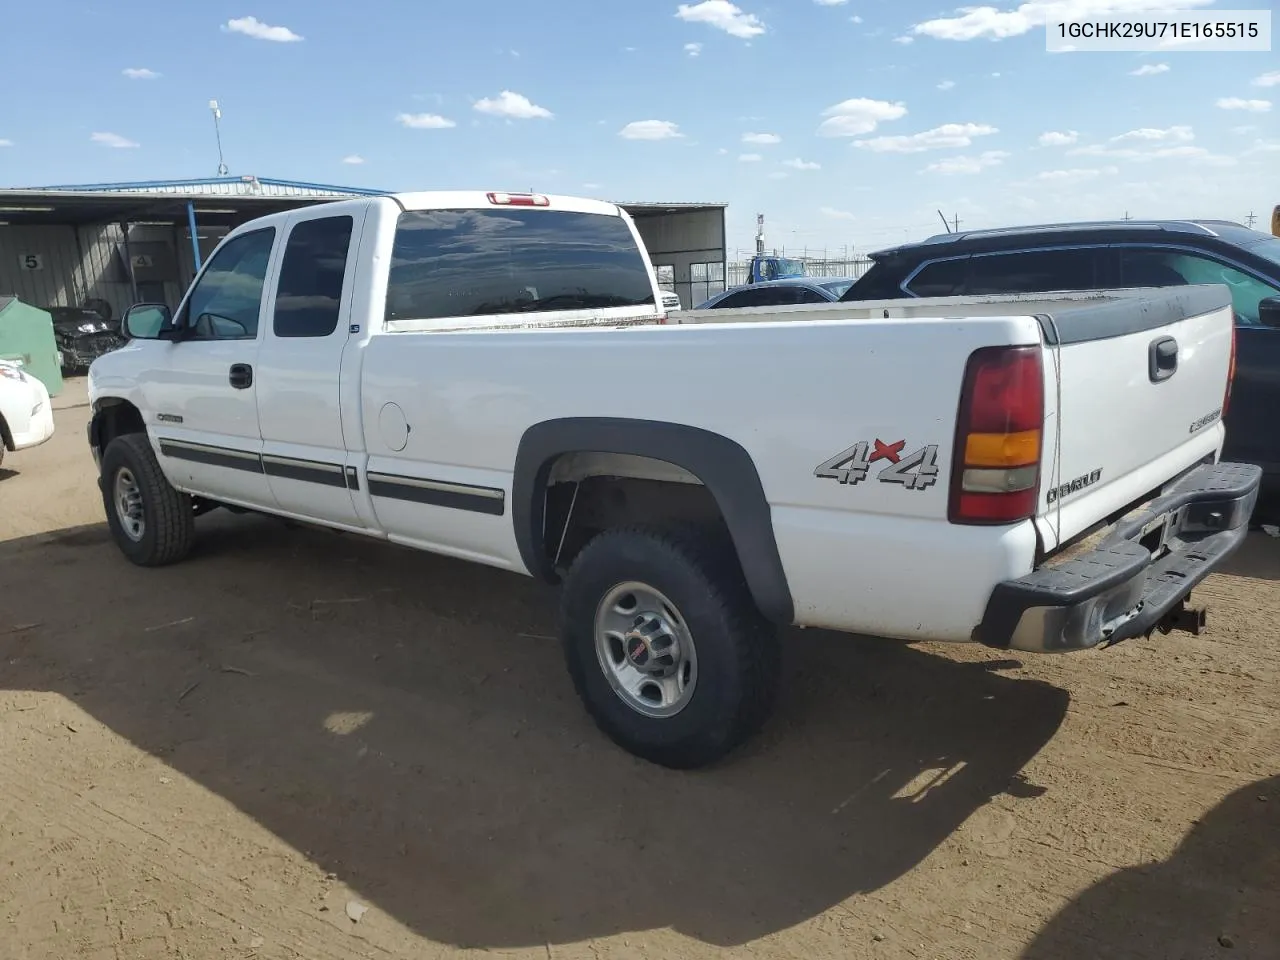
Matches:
[103,433,194,566]
[561,522,780,768]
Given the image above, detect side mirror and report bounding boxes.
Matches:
[122,303,172,340]
[1259,296,1280,329]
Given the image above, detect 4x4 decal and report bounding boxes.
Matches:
[815,439,941,491]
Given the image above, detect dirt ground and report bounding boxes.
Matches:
[2,383,1278,960]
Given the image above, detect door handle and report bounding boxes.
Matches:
[1148,337,1178,383]
[229,363,253,389]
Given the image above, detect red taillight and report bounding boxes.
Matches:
[486,192,549,207]
[1223,324,1237,418]
[949,345,1045,525]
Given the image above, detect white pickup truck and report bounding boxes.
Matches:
[86,190,1261,769]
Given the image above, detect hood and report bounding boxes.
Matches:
[49,309,114,335]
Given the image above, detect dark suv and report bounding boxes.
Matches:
[840,220,1280,494]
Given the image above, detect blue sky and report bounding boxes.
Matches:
[0,0,1275,253]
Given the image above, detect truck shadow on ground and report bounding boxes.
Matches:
[1021,774,1280,960]
[2,514,1070,949]
[1221,528,1280,581]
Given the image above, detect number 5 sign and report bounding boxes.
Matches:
[18,254,43,271]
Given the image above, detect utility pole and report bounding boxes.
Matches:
[755,214,765,256]
[1122,210,1132,221]
[1245,211,1258,228]
[952,212,961,233]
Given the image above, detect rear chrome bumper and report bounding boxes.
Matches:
[977,461,1261,653]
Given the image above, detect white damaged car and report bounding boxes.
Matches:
[0,360,55,467]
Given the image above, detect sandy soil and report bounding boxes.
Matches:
[2,383,1277,960]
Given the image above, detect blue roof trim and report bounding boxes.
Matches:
[33,176,391,195]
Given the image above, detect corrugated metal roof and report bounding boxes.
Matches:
[33,176,389,198]
[620,201,728,211]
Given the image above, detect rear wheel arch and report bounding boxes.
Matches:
[512,417,795,625]
[0,412,13,452]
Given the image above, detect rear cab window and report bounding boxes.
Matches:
[384,208,656,324]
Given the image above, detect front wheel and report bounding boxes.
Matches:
[560,525,781,769]
[100,433,195,566]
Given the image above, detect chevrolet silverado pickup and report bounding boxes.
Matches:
[85,191,1260,769]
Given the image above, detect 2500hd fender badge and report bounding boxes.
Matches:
[1045,468,1102,505]
[815,439,940,491]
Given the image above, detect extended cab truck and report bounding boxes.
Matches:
[86,191,1261,769]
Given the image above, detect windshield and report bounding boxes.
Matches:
[819,279,854,298]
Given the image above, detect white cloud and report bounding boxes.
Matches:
[783,158,821,170]
[1070,142,1234,165]
[1216,97,1271,113]
[223,16,303,42]
[122,67,160,80]
[911,0,1213,42]
[739,152,763,162]
[0,139,12,147]
[814,0,847,4]
[1111,125,1193,142]
[675,1,766,39]
[1036,166,1119,183]
[818,97,908,137]
[1038,130,1078,146]
[1254,71,1280,88]
[821,206,857,220]
[1130,63,1169,76]
[937,79,956,90]
[925,150,1010,174]
[685,42,703,56]
[619,120,683,140]
[341,155,365,165]
[91,131,139,148]
[850,14,863,22]
[854,122,999,153]
[990,71,1002,78]
[743,132,780,144]
[396,112,456,129]
[894,35,915,44]
[717,147,729,154]
[474,90,553,120]
[1232,124,1259,135]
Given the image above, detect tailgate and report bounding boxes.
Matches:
[1035,285,1234,551]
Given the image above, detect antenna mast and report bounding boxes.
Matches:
[209,99,229,177]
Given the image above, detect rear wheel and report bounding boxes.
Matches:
[100,433,195,566]
[560,524,780,769]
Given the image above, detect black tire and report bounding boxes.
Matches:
[560,524,781,769]
[100,433,195,566]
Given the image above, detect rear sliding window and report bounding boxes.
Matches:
[384,209,656,322]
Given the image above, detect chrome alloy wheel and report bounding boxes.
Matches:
[113,467,145,542]
[593,581,698,718]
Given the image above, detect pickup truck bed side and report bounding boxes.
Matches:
[85,191,1260,769]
